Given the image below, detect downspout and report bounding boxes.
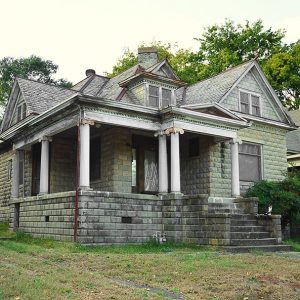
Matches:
[73,105,82,242]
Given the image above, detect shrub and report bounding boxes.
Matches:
[246,171,300,227]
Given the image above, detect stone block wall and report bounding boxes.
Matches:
[0,146,13,222]
[181,135,211,195]
[77,191,163,245]
[9,192,75,241]
[91,127,132,193]
[50,137,76,193]
[209,141,232,197]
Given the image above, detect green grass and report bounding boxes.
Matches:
[0,223,15,238]
[1,223,300,299]
[285,237,300,251]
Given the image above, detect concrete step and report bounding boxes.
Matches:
[230,225,265,232]
[230,231,271,239]
[208,209,244,214]
[231,219,258,226]
[223,244,292,253]
[231,238,278,246]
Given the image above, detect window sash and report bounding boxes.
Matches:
[239,91,261,116]
[239,143,262,182]
[161,88,172,108]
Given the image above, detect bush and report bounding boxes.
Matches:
[246,171,300,227]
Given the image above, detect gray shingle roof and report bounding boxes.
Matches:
[182,61,253,105]
[98,65,140,100]
[17,77,77,114]
[81,75,109,96]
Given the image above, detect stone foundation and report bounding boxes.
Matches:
[8,191,282,247]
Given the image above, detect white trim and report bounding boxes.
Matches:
[250,68,283,121]
[252,61,291,124]
[163,120,238,139]
[85,111,161,131]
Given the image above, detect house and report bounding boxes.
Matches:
[286,110,300,168]
[0,47,294,250]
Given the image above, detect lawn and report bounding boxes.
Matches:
[0,223,300,300]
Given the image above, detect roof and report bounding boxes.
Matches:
[17,77,77,114]
[181,61,253,105]
[288,110,300,126]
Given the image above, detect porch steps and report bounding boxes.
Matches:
[208,202,292,253]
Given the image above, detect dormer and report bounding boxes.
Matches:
[119,48,186,109]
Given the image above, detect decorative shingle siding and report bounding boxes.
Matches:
[131,84,145,105]
[0,147,13,222]
[222,71,281,122]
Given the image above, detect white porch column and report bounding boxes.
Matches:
[165,127,184,193]
[231,138,241,197]
[158,133,168,193]
[39,137,51,194]
[11,149,20,198]
[79,122,90,189]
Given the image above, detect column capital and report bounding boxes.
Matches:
[154,130,166,137]
[230,138,242,145]
[39,136,52,143]
[80,118,95,126]
[164,127,184,136]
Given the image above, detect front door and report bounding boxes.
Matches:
[132,135,158,193]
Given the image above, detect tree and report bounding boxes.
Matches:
[264,41,300,110]
[0,55,72,107]
[109,20,300,109]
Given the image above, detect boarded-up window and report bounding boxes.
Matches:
[149,85,159,107]
[19,151,24,185]
[90,138,101,180]
[239,143,261,182]
[162,88,172,108]
[7,159,12,180]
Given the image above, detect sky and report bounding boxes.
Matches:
[0,0,299,84]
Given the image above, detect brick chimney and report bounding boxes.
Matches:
[138,47,159,69]
[85,69,96,77]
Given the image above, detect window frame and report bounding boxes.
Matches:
[238,89,261,117]
[238,142,263,182]
[16,102,27,122]
[147,83,173,109]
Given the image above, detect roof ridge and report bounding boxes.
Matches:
[79,75,95,93]
[16,76,78,93]
[187,59,255,88]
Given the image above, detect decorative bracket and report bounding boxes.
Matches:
[80,118,95,126]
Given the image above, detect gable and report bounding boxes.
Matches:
[221,68,286,122]
[146,60,179,80]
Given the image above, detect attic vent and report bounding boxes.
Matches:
[85,69,96,77]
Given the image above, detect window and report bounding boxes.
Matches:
[162,88,172,108]
[90,138,101,180]
[16,103,27,122]
[148,85,172,109]
[149,85,159,107]
[7,160,12,180]
[239,143,262,182]
[19,151,24,185]
[189,138,199,157]
[239,91,261,116]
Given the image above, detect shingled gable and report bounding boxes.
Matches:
[0,77,78,133]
